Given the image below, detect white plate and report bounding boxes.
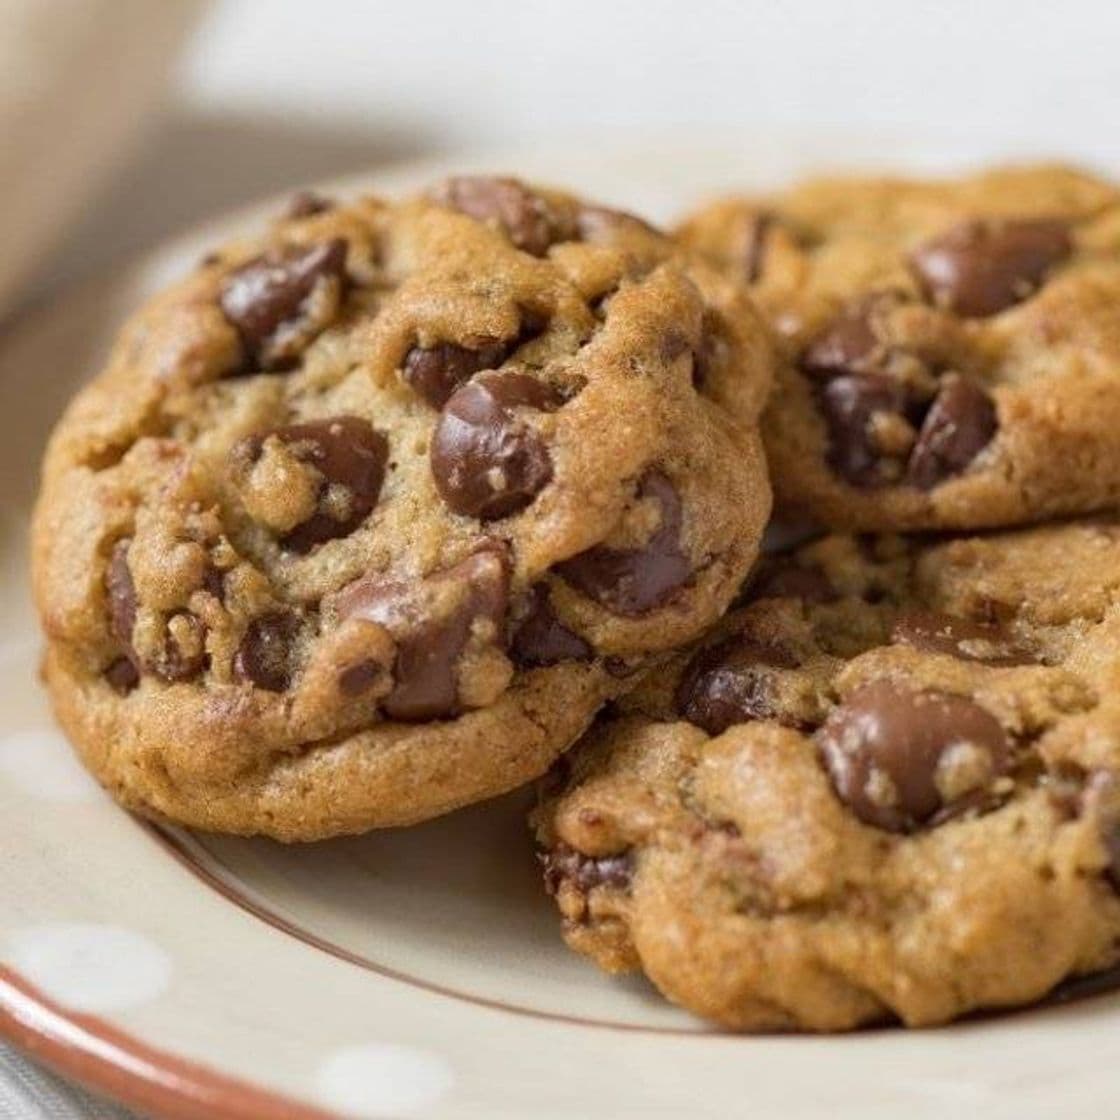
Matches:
[3,138,1119,1120]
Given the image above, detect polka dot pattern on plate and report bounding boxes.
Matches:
[4,924,172,1013]
[0,729,101,803]
[314,1043,454,1118]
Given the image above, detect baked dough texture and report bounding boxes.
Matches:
[534,521,1120,1029]
[680,164,1120,530]
[32,177,773,839]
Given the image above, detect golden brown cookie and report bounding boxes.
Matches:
[32,176,773,840]
[679,163,1120,530]
[533,521,1120,1029]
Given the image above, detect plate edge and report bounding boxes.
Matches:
[0,965,338,1120]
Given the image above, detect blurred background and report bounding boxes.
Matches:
[6,0,1120,316]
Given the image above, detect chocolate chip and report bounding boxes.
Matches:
[150,611,207,682]
[541,844,633,895]
[748,565,837,605]
[691,310,732,391]
[574,205,658,243]
[429,176,562,256]
[801,303,883,379]
[511,584,592,668]
[106,540,137,649]
[235,416,388,553]
[335,545,510,721]
[805,297,996,489]
[234,612,298,692]
[105,656,139,695]
[338,658,381,697]
[219,239,348,370]
[105,540,142,689]
[741,212,774,284]
[890,610,1033,666]
[1083,772,1120,890]
[557,470,692,615]
[817,681,1010,832]
[104,540,207,685]
[284,191,333,219]
[202,565,226,602]
[819,373,911,487]
[906,374,997,489]
[909,218,1072,317]
[676,632,799,735]
[402,340,511,408]
[431,370,560,520]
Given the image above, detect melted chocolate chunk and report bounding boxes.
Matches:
[909,218,1071,317]
[104,541,141,689]
[574,204,658,244]
[202,565,227,602]
[890,610,1033,666]
[541,844,633,895]
[805,298,997,490]
[104,540,208,685]
[219,239,348,369]
[818,373,911,487]
[741,211,774,285]
[906,374,997,489]
[510,584,592,668]
[801,303,883,378]
[338,658,382,697]
[150,612,207,682]
[335,545,510,721]
[106,540,138,649]
[676,632,799,735]
[557,471,692,615]
[235,416,388,553]
[234,612,299,692]
[817,681,1010,832]
[430,370,561,520]
[691,310,734,391]
[402,339,511,408]
[105,656,139,695]
[429,176,563,256]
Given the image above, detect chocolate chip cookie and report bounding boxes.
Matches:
[533,521,1120,1029]
[679,164,1120,530]
[32,176,773,840]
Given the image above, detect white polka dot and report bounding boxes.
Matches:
[0,729,102,803]
[4,924,172,1013]
[314,1043,454,1118]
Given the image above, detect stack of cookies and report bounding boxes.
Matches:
[31,165,1120,1032]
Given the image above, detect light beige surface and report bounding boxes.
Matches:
[0,0,203,314]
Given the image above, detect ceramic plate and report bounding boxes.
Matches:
[3,139,1118,1120]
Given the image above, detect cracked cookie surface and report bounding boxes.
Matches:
[32,176,773,840]
[533,521,1120,1029]
[679,163,1120,530]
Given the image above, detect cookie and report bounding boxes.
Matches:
[32,176,773,840]
[533,521,1120,1029]
[679,163,1120,530]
